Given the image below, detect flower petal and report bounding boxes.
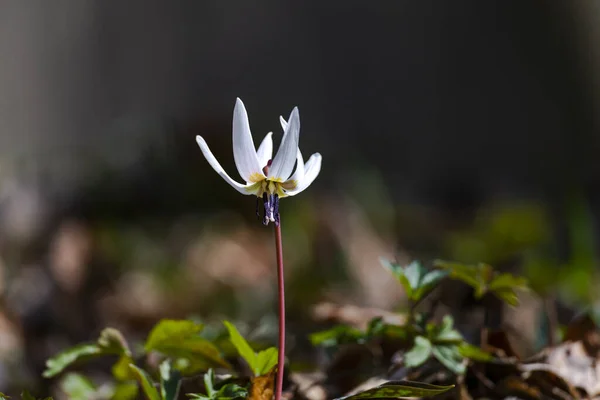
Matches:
[284,152,321,196]
[269,107,300,181]
[279,116,288,131]
[256,132,273,167]
[196,136,259,196]
[232,98,265,182]
[287,149,305,182]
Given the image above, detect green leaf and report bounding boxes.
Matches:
[403,261,424,291]
[493,288,520,306]
[20,392,52,400]
[98,328,131,356]
[488,273,528,291]
[431,345,465,375]
[44,328,130,378]
[457,343,493,362]
[0,393,9,400]
[365,317,385,338]
[435,260,494,298]
[223,321,257,373]
[146,319,230,371]
[187,383,248,400]
[412,270,448,301]
[404,336,432,367]
[43,343,103,378]
[309,325,364,347]
[188,371,248,400]
[223,321,276,377]
[21,392,35,400]
[214,383,248,400]
[159,360,182,400]
[129,364,160,400]
[203,369,216,398]
[380,258,414,297]
[112,355,136,381]
[335,381,454,399]
[379,258,404,281]
[433,316,463,343]
[145,320,204,351]
[254,347,278,377]
[488,273,528,306]
[111,382,139,400]
[59,373,96,400]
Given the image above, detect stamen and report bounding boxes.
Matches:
[262,193,270,225]
[274,194,280,226]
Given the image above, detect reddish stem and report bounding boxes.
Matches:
[273,222,285,400]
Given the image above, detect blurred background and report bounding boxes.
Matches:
[1,0,599,395]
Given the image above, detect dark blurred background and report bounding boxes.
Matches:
[0,0,599,396]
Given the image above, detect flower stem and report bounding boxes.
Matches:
[273,221,285,400]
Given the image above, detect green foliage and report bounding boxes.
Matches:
[57,372,137,400]
[335,381,454,400]
[43,343,104,379]
[145,319,231,374]
[43,328,131,378]
[310,317,410,349]
[59,373,97,400]
[223,321,278,377]
[309,325,365,347]
[457,343,494,362]
[159,360,182,400]
[187,369,248,400]
[404,336,432,367]
[405,316,471,375]
[20,392,52,400]
[129,364,161,400]
[434,260,529,306]
[111,383,139,400]
[380,259,448,302]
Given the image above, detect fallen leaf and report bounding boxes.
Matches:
[248,367,276,400]
[522,340,600,396]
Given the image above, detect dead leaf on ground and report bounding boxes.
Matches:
[524,370,580,400]
[522,340,600,397]
[486,329,521,359]
[496,375,542,400]
[564,313,600,357]
[290,372,327,400]
[249,367,276,400]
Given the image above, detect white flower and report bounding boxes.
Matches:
[196,98,322,224]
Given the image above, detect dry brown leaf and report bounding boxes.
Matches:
[524,370,580,400]
[564,314,600,357]
[496,375,542,400]
[486,329,521,359]
[522,340,600,397]
[249,367,276,400]
[289,372,327,400]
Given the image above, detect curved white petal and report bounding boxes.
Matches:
[196,136,257,196]
[285,152,321,196]
[269,107,300,181]
[256,132,273,167]
[279,116,288,131]
[232,98,265,182]
[287,149,305,182]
